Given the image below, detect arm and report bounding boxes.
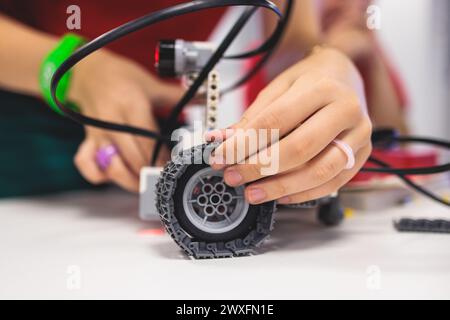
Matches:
[365,54,409,134]
[264,0,322,55]
[0,14,57,96]
[320,0,408,133]
[264,1,408,133]
[0,14,184,192]
[263,0,323,53]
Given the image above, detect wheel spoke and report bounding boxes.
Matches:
[184,167,249,234]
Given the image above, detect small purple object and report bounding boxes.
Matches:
[96,145,119,171]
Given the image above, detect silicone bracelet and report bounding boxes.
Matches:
[40,34,86,115]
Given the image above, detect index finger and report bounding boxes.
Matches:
[210,76,338,170]
[205,62,313,144]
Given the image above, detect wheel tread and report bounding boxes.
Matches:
[156,144,276,259]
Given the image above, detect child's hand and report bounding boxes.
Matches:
[208,48,372,204]
[69,50,183,192]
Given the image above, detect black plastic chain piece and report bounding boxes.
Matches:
[394,218,450,234]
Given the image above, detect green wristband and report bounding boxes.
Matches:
[40,33,86,115]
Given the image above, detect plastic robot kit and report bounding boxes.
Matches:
[48,0,450,260]
[139,39,344,258]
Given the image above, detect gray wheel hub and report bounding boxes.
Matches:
[182,167,249,234]
[156,143,276,259]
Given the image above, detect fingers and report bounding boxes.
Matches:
[244,130,371,204]
[203,73,291,143]
[74,132,140,193]
[235,67,299,125]
[110,130,147,176]
[85,100,148,176]
[105,149,140,193]
[154,146,171,167]
[204,128,235,143]
[221,100,366,187]
[71,52,176,193]
[206,47,372,206]
[74,139,108,185]
[211,77,349,169]
[277,143,372,204]
[206,69,307,152]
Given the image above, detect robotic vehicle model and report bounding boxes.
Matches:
[139,39,344,259]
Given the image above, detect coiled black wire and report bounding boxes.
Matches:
[363,130,450,207]
[222,0,294,94]
[153,0,294,164]
[50,0,283,144]
[367,156,449,207]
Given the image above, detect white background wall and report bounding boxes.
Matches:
[376,0,449,139]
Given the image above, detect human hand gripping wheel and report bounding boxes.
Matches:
[49,0,450,259]
[149,31,347,258]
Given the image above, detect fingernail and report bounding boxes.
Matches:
[204,129,223,142]
[209,155,226,169]
[278,196,291,204]
[224,128,236,139]
[205,128,236,142]
[224,169,243,186]
[247,188,267,204]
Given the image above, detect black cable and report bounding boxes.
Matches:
[152,6,260,165]
[223,0,291,60]
[370,130,450,232]
[365,130,450,175]
[223,47,273,95]
[361,162,450,175]
[363,128,450,207]
[367,156,450,207]
[156,1,294,161]
[222,0,294,95]
[396,136,450,149]
[50,0,282,144]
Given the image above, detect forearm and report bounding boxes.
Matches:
[366,54,408,134]
[0,14,57,97]
[264,0,322,55]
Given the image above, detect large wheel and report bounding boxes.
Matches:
[156,144,276,259]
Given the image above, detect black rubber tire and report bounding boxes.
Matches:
[156,143,276,259]
[317,197,344,227]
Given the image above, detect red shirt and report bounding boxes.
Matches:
[1,1,408,109]
[0,0,225,72]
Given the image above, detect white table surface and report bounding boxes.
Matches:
[0,189,449,300]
